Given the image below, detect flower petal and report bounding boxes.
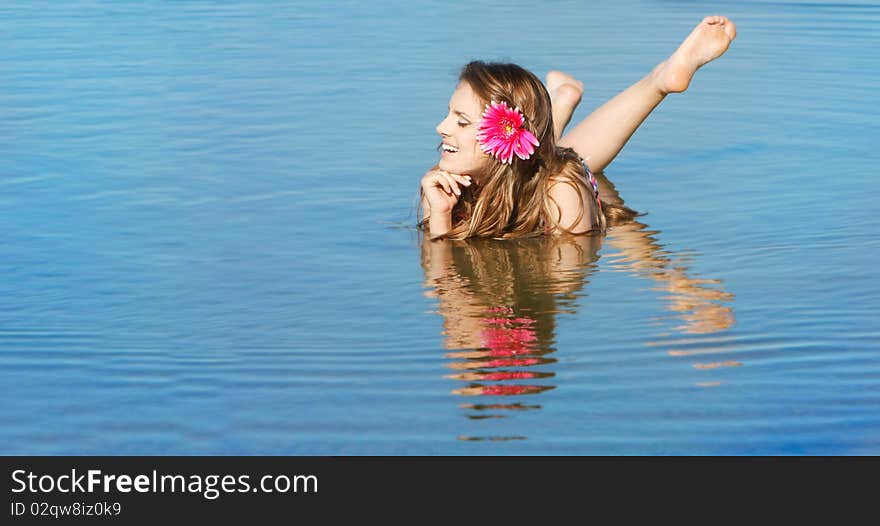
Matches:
[476,101,537,163]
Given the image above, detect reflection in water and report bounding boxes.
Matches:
[421,230,602,441]
[447,308,556,397]
[419,173,737,440]
[603,221,735,335]
[596,173,738,379]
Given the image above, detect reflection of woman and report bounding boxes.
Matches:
[421,234,601,420]
[420,182,736,427]
[595,173,735,336]
[422,233,602,348]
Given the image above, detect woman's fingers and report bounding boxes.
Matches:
[427,171,448,194]
[431,172,457,196]
[441,171,471,184]
[451,173,472,187]
[442,173,461,196]
[439,173,455,195]
[423,169,471,199]
[439,171,472,196]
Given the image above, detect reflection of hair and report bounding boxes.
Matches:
[418,61,636,241]
[431,236,602,349]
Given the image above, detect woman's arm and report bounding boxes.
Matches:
[428,212,452,238]
[420,193,430,222]
[421,166,467,238]
[420,194,453,238]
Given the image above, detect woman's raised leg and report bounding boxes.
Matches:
[558,15,736,173]
[546,71,584,141]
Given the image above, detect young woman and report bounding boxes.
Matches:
[418,16,737,241]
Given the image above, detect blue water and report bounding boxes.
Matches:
[1,0,878,454]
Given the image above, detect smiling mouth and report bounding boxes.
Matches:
[440,144,459,154]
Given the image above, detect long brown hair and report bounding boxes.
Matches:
[418,61,636,241]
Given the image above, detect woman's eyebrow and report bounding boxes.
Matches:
[448,105,472,119]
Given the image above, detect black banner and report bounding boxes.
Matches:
[1,456,874,522]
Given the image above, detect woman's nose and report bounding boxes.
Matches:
[436,117,451,137]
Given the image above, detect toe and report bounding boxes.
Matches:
[723,19,737,40]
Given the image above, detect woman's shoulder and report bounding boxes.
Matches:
[546,159,590,188]
[542,157,602,236]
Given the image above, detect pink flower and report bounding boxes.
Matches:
[476,101,540,164]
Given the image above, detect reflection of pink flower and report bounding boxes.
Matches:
[482,371,536,381]
[481,327,537,350]
[480,385,542,396]
[482,317,537,326]
[476,101,540,164]
[480,311,539,358]
[486,358,539,368]
[488,348,532,357]
[450,308,549,399]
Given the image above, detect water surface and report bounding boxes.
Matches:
[1,0,878,454]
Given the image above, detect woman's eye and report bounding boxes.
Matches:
[457,121,469,127]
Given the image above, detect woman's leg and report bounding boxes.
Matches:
[546,71,584,140]
[557,15,736,173]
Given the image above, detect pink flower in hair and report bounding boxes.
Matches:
[476,101,540,164]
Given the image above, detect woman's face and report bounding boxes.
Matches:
[436,81,491,176]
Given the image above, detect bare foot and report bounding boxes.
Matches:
[656,15,737,94]
[545,70,584,140]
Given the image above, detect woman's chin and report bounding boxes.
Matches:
[439,160,473,174]
[438,157,481,175]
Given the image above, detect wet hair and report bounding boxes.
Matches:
[418,60,637,241]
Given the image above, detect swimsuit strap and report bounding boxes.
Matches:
[582,161,602,211]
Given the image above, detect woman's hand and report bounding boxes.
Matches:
[421,168,472,215]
